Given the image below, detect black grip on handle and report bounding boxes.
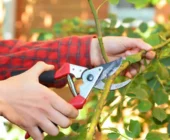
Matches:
[11,70,56,84]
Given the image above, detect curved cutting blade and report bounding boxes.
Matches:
[96,57,123,84]
[94,79,131,90]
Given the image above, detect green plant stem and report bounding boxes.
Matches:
[96,0,108,13]
[86,62,129,140]
[88,0,109,63]
[86,38,170,140]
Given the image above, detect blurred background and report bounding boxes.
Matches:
[0,0,170,140]
[0,0,170,41]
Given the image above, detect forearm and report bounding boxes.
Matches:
[0,36,94,87]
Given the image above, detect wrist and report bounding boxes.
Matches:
[0,81,7,115]
[90,38,104,66]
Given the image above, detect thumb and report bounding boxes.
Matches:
[27,61,55,77]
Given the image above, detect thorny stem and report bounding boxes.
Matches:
[86,38,170,139]
[87,1,170,140]
[88,0,109,63]
[86,62,129,140]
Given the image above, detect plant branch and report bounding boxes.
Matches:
[88,0,109,62]
[86,62,129,140]
[96,0,108,14]
[86,38,170,140]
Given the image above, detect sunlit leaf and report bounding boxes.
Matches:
[146,132,169,140]
[144,34,161,46]
[153,108,167,122]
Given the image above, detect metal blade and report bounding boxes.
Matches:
[79,66,103,99]
[96,57,122,84]
[94,79,131,90]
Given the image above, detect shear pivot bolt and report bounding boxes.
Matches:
[87,74,94,81]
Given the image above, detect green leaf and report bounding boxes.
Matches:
[109,14,117,27]
[117,25,124,34]
[146,132,169,140]
[144,34,161,46]
[130,88,149,100]
[124,53,142,64]
[153,108,167,122]
[44,132,65,140]
[126,0,150,8]
[71,123,80,131]
[123,17,135,23]
[107,133,120,140]
[156,62,169,80]
[139,22,148,32]
[125,120,141,138]
[109,0,119,5]
[159,45,170,58]
[154,89,168,105]
[138,100,152,112]
[151,0,161,5]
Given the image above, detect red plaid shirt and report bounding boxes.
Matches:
[0,36,93,87]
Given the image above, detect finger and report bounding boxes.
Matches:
[129,38,152,51]
[125,71,133,78]
[129,67,138,77]
[28,61,55,77]
[50,92,78,118]
[145,51,156,60]
[48,107,72,128]
[125,48,140,56]
[38,118,59,136]
[27,127,44,140]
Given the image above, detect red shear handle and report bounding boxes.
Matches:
[69,95,86,109]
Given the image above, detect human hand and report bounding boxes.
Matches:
[90,36,156,78]
[0,62,78,140]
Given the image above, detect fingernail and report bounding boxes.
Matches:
[125,51,131,56]
[25,133,30,139]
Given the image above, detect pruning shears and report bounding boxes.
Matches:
[11,57,131,139]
